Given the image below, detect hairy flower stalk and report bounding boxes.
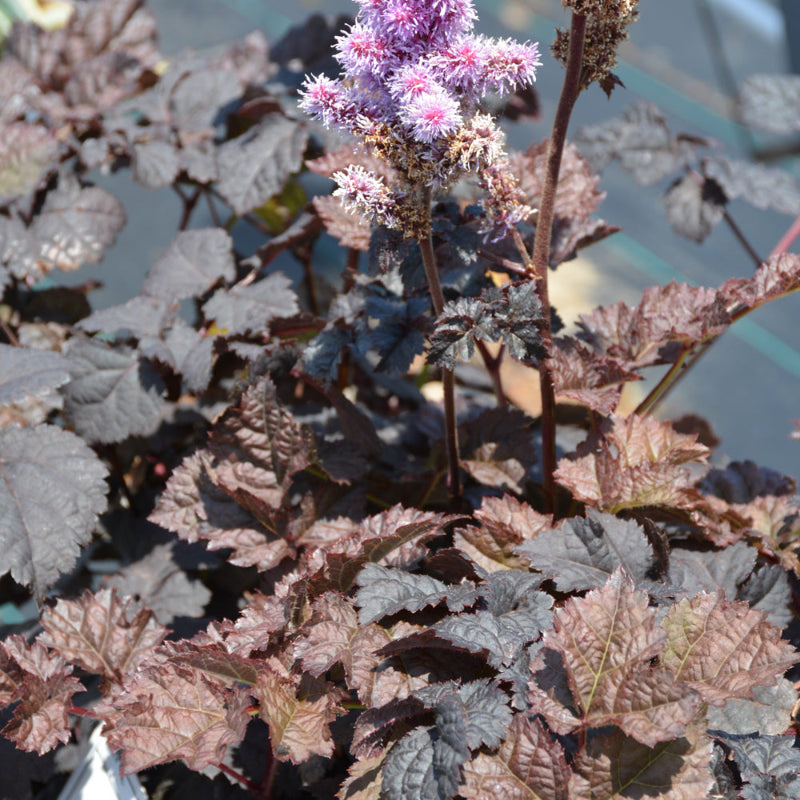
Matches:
[524,1,638,515]
[300,0,541,501]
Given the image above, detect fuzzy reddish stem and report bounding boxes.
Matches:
[216,762,263,795]
[529,11,587,516]
[419,187,461,503]
[476,339,507,406]
[770,211,800,259]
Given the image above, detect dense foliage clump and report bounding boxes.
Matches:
[0,1,800,798]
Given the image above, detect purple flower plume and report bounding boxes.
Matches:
[301,0,539,147]
[300,0,540,236]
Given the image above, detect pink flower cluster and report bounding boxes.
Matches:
[300,0,540,148]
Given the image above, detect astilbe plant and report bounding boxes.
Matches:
[1,0,800,799]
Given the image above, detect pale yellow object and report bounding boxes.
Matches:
[0,0,73,33]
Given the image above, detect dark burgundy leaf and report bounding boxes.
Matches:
[254,667,344,763]
[30,175,126,273]
[433,598,551,669]
[739,563,793,629]
[555,414,709,512]
[202,272,299,335]
[313,195,371,251]
[148,451,291,571]
[454,495,552,573]
[663,173,725,243]
[576,101,703,185]
[511,139,617,265]
[550,336,640,414]
[719,253,800,312]
[725,734,800,799]
[707,679,796,737]
[162,320,217,393]
[180,141,219,184]
[142,228,236,301]
[661,592,797,705]
[131,140,180,189]
[99,661,250,774]
[381,726,439,800]
[460,715,570,800]
[0,424,108,600]
[107,543,211,624]
[77,294,176,363]
[578,281,731,369]
[740,74,800,134]
[703,157,800,216]
[62,338,167,444]
[6,0,159,115]
[0,122,59,203]
[429,281,545,369]
[355,563,478,625]
[517,510,654,591]
[698,460,797,504]
[0,637,82,756]
[168,67,241,131]
[39,587,167,682]
[571,726,713,799]
[667,542,756,600]
[216,115,308,215]
[0,343,71,405]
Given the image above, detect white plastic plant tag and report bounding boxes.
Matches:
[57,725,148,800]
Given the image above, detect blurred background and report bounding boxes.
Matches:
[7,0,800,478]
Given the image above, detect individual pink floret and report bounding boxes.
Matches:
[335,20,395,76]
[333,165,397,226]
[481,38,542,94]
[402,89,463,144]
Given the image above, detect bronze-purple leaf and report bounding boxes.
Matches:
[39,588,166,683]
[661,591,798,705]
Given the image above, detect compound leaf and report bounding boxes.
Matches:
[429,282,544,369]
[725,734,800,800]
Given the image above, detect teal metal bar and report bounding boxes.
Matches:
[609,233,800,379]
[218,0,291,35]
